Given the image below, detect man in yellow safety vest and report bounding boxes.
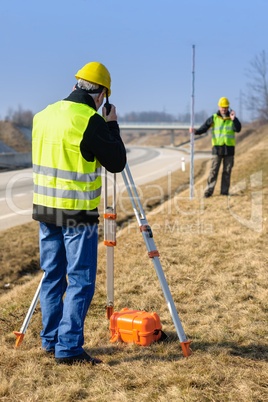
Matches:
[32,62,126,365]
[190,97,241,197]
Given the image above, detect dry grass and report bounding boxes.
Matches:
[0,222,39,293]
[0,122,267,401]
[0,121,32,153]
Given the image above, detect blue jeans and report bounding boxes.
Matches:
[39,222,98,358]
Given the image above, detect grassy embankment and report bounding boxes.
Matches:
[0,121,31,153]
[0,122,267,401]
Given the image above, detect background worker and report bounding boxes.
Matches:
[190,97,242,197]
[32,62,126,365]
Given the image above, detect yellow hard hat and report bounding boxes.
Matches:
[218,97,230,107]
[75,62,111,96]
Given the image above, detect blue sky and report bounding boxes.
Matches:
[0,0,267,122]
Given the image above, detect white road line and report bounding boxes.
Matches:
[0,209,32,220]
[14,193,27,197]
[0,191,33,201]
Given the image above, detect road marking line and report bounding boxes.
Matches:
[0,191,33,202]
[0,209,32,220]
[14,193,27,197]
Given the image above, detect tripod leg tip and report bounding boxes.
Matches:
[181,340,192,357]
[107,306,114,320]
[13,332,24,349]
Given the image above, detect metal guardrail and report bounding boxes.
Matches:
[0,152,32,168]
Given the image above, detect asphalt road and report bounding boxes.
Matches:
[0,146,209,231]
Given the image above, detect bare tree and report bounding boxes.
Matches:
[246,50,268,121]
[5,105,34,127]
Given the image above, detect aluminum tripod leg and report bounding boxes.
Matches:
[121,163,192,357]
[13,272,45,348]
[104,170,116,319]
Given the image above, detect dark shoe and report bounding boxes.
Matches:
[55,351,103,366]
[221,193,229,196]
[203,193,212,198]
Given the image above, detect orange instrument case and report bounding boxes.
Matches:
[109,308,162,346]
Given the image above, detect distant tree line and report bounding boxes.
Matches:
[4,106,209,126]
[118,110,208,123]
[118,111,174,123]
[5,106,34,127]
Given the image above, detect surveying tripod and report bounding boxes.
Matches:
[14,163,192,357]
[103,163,191,356]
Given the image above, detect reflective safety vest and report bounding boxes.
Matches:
[212,114,235,147]
[32,101,102,211]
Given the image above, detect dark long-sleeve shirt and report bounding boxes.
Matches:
[195,110,242,156]
[32,89,126,226]
[67,89,126,173]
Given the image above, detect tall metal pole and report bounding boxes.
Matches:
[190,45,195,200]
[104,170,116,319]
